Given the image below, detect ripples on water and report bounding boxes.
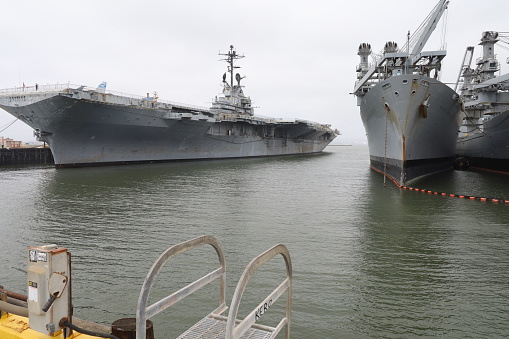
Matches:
[1,145,508,338]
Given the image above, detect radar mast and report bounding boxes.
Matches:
[219,45,244,89]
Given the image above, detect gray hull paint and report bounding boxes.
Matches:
[456,110,509,172]
[360,74,462,185]
[0,94,334,166]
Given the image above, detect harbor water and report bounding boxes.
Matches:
[1,145,508,338]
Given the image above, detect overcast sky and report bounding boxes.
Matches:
[1,0,508,144]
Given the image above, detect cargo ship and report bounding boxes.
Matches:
[353,0,462,186]
[0,45,337,167]
[455,31,509,173]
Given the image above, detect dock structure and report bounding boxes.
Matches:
[0,147,54,166]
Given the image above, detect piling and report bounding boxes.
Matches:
[0,147,54,165]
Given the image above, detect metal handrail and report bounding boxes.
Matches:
[225,244,292,339]
[0,83,77,94]
[136,235,226,339]
[0,83,210,111]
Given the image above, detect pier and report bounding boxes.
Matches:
[0,147,54,166]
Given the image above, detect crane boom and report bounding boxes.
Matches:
[454,46,474,92]
[409,0,449,57]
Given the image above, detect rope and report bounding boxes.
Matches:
[440,3,449,51]
[460,110,509,138]
[370,165,509,204]
[383,107,389,187]
[0,118,19,133]
[461,110,486,135]
[61,319,120,339]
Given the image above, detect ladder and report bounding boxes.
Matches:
[136,235,292,339]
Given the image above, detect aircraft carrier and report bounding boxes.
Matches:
[0,46,337,167]
[353,0,462,186]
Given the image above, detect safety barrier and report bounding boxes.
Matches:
[371,165,509,204]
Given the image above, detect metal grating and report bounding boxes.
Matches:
[178,316,273,339]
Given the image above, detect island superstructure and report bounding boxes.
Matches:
[353,0,462,186]
[455,31,509,173]
[0,45,337,167]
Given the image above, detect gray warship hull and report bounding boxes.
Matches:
[456,110,509,173]
[454,31,509,174]
[0,86,336,166]
[354,0,458,186]
[360,74,462,185]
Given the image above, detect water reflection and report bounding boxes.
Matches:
[349,169,509,338]
[28,152,343,334]
[1,147,508,338]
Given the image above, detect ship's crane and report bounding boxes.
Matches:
[353,0,450,95]
[405,0,450,63]
[454,46,475,92]
[455,31,509,96]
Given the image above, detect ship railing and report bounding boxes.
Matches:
[81,87,210,112]
[89,88,210,112]
[0,83,78,94]
[0,83,210,112]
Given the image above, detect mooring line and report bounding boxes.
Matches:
[370,165,509,204]
[0,118,19,133]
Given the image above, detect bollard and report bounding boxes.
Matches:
[112,318,154,339]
